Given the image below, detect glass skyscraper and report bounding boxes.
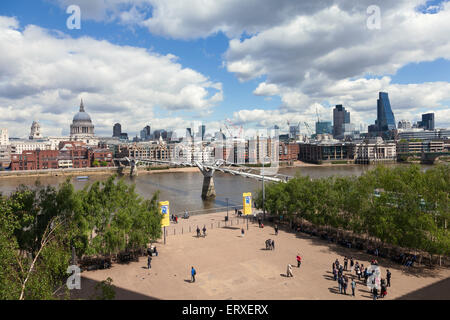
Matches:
[333,105,350,139]
[316,121,332,135]
[376,92,396,132]
[419,113,435,130]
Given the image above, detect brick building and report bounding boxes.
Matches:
[11,150,59,171]
[279,142,300,162]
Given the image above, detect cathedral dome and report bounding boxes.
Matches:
[73,111,92,122]
[70,99,95,137]
[72,99,92,122]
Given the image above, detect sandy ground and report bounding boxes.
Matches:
[73,211,450,300]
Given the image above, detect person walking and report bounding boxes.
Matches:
[350,257,354,272]
[351,278,356,296]
[286,264,293,277]
[147,255,152,269]
[296,253,302,268]
[241,228,245,237]
[343,276,348,295]
[338,275,343,294]
[373,287,378,300]
[274,224,278,235]
[333,267,337,281]
[271,239,275,250]
[335,258,340,269]
[344,256,348,271]
[191,266,197,283]
[386,269,391,287]
[196,226,200,237]
[202,225,207,237]
[356,265,361,281]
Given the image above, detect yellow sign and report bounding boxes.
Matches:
[159,201,170,227]
[243,192,252,215]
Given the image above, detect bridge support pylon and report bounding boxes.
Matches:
[196,162,216,200]
[130,160,138,177]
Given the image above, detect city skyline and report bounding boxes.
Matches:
[1,1,450,138]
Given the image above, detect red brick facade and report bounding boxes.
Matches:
[279,142,300,161]
[10,143,113,171]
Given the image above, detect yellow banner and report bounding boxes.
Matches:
[159,201,170,227]
[243,192,252,215]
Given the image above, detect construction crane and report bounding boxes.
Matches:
[225,119,243,138]
[223,123,233,138]
[303,122,313,137]
[316,106,320,123]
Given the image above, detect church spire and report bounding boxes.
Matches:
[80,99,85,112]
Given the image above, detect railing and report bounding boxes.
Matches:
[170,205,243,217]
[164,215,253,237]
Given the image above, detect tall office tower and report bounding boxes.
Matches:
[398,120,412,130]
[333,105,350,139]
[186,128,192,138]
[144,125,151,137]
[315,121,332,135]
[198,125,206,140]
[289,124,300,139]
[419,113,435,130]
[113,123,122,137]
[140,129,146,141]
[376,92,396,132]
[153,130,162,140]
[139,125,151,141]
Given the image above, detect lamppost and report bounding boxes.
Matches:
[262,156,270,222]
[226,197,229,221]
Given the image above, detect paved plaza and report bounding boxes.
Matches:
[73,212,450,300]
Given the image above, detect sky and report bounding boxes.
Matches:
[0,0,449,138]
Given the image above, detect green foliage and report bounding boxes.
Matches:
[0,175,162,300]
[92,277,115,300]
[255,164,449,257]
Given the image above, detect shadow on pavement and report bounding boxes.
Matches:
[396,277,450,300]
[70,276,159,300]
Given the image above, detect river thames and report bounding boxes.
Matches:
[0,164,428,215]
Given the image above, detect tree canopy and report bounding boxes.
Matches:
[0,175,162,300]
[255,164,449,258]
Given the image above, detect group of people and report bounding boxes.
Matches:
[286,253,302,277]
[196,225,207,238]
[331,256,392,299]
[170,209,191,224]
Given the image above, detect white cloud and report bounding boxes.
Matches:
[0,16,222,137]
[223,1,450,128]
